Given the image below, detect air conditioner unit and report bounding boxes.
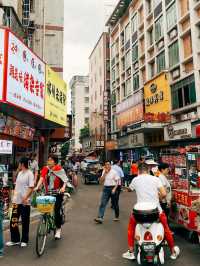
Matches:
[181,114,188,120]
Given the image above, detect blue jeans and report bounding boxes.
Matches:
[98,186,119,219]
[0,207,3,255]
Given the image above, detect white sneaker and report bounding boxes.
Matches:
[6,241,20,247]
[55,229,61,239]
[170,246,180,260]
[122,250,136,260]
[20,242,28,248]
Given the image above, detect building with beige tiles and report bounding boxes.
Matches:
[106,0,200,161]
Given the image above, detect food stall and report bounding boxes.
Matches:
[161,146,200,242]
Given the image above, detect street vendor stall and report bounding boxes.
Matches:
[161,146,200,243]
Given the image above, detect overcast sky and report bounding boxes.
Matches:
[63,0,118,83]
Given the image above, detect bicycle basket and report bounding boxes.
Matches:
[36,196,56,213]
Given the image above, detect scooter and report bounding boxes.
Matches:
[133,202,165,265]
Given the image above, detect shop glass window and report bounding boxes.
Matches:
[169,41,179,67]
[172,75,196,109]
[125,23,130,43]
[155,16,163,42]
[131,14,138,33]
[132,44,138,63]
[133,73,140,91]
[157,52,165,73]
[166,2,177,30]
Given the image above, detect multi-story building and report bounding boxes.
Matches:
[106,0,200,161]
[70,76,89,151]
[89,32,111,156]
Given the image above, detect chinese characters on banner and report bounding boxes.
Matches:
[117,104,143,129]
[6,32,45,116]
[0,29,5,100]
[45,66,67,126]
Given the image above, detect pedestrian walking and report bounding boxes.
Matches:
[123,160,131,186]
[111,159,124,208]
[0,175,4,257]
[29,153,39,185]
[130,160,138,178]
[6,157,35,248]
[94,161,120,224]
[158,163,172,220]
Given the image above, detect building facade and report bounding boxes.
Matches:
[89,32,111,155]
[106,0,200,161]
[70,76,89,151]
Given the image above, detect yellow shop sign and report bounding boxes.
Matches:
[144,72,171,114]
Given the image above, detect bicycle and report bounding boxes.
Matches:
[35,190,69,257]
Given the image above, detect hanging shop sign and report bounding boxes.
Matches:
[144,73,171,122]
[0,29,5,101]
[45,66,67,126]
[105,140,118,150]
[164,120,192,141]
[0,116,35,141]
[117,103,143,129]
[6,31,45,116]
[116,90,143,114]
[0,140,13,154]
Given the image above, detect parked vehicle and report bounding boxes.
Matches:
[133,202,165,265]
[82,161,102,184]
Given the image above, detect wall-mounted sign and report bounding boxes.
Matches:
[105,140,118,150]
[0,29,5,101]
[6,32,45,116]
[164,120,192,141]
[144,112,171,122]
[116,90,143,114]
[144,73,171,122]
[45,66,67,126]
[0,140,13,154]
[117,103,143,129]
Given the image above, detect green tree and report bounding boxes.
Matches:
[79,126,90,143]
[60,141,70,158]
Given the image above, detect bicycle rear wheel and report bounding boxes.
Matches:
[36,215,48,257]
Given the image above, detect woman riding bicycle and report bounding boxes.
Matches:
[35,155,68,239]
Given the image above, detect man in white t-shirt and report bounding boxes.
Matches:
[122,163,180,261]
[94,161,120,224]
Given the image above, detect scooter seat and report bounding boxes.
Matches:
[133,202,159,223]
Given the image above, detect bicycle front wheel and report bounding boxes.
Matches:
[36,215,48,257]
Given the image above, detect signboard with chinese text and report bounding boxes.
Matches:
[0,115,35,141]
[144,73,171,122]
[0,29,5,101]
[0,140,13,154]
[116,90,143,114]
[6,32,45,116]
[164,120,192,141]
[45,66,67,126]
[117,104,143,129]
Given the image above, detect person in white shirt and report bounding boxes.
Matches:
[111,159,124,208]
[94,161,120,224]
[122,163,180,261]
[158,163,172,220]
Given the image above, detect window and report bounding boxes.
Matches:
[154,0,161,8]
[125,23,130,43]
[116,87,120,103]
[85,97,89,103]
[126,78,132,95]
[112,115,117,131]
[132,44,138,63]
[157,52,165,73]
[85,87,89,94]
[30,0,35,12]
[122,83,127,98]
[131,14,138,33]
[169,41,179,67]
[125,50,131,69]
[149,62,155,78]
[155,16,163,42]
[133,73,140,91]
[149,28,154,46]
[112,68,115,81]
[147,0,152,13]
[85,107,89,114]
[121,57,125,71]
[111,44,115,59]
[166,3,177,30]
[85,118,89,125]
[172,75,196,109]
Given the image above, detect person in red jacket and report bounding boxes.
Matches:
[36,155,68,239]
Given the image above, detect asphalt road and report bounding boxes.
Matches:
[2,181,200,266]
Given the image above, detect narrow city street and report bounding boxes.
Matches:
[2,181,200,266]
